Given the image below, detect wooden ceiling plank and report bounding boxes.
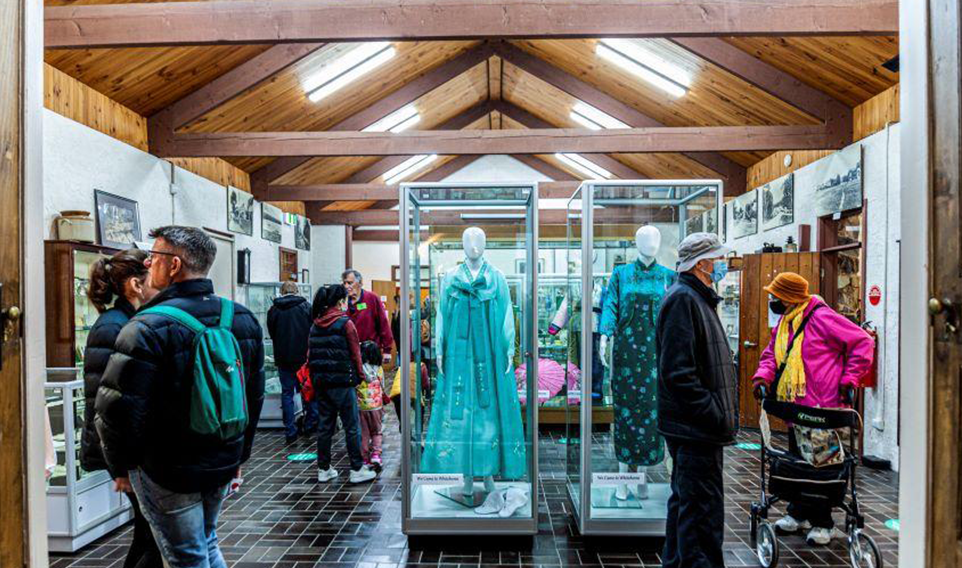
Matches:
[493,41,747,192]
[510,154,579,181]
[307,206,679,226]
[45,0,899,49]
[493,100,645,179]
[161,124,839,157]
[267,180,585,201]
[249,43,493,189]
[668,37,852,145]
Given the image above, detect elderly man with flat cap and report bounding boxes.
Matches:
[656,232,739,568]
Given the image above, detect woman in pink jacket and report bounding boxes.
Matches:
[751,272,874,546]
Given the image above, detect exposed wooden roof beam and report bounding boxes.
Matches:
[510,154,578,181]
[266,181,585,202]
[248,43,494,190]
[306,206,678,226]
[668,37,851,144]
[46,0,899,49]
[494,100,645,179]
[492,42,746,192]
[157,124,840,158]
[358,155,486,210]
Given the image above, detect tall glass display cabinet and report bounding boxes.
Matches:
[400,182,539,535]
[565,180,723,535]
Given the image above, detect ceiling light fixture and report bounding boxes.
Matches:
[570,102,629,130]
[383,155,439,185]
[555,153,612,179]
[363,105,421,133]
[306,42,396,103]
[597,39,690,98]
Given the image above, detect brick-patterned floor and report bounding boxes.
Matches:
[51,412,899,568]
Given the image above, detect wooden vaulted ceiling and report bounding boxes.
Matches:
[42,1,899,214]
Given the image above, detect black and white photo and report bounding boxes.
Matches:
[812,144,863,217]
[227,186,254,236]
[94,190,141,249]
[761,173,795,231]
[702,208,718,235]
[295,215,311,250]
[261,202,283,243]
[731,189,758,239]
[685,214,703,236]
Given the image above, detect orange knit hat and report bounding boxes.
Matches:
[764,272,812,304]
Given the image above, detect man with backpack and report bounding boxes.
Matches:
[96,226,265,568]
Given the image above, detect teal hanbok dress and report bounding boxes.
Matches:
[600,260,675,467]
[421,261,527,479]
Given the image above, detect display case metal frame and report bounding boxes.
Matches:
[567,179,723,536]
[399,181,540,535]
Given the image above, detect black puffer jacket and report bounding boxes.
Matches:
[266,294,311,371]
[95,279,265,493]
[80,297,137,476]
[656,272,739,445]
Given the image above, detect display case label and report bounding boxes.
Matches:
[592,472,647,486]
[538,389,551,400]
[412,473,464,486]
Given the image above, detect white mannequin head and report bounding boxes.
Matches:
[462,227,487,261]
[635,225,661,261]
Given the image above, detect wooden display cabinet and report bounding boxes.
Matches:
[45,241,121,368]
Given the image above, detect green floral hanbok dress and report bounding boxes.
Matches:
[600,260,675,467]
[420,261,527,479]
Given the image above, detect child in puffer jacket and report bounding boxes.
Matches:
[357,341,386,471]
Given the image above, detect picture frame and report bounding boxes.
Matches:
[731,189,759,239]
[94,190,142,249]
[761,172,795,231]
[812,144,863,218]
[227,186,254,236]
[261,202,283,244]
[294,215,311,251]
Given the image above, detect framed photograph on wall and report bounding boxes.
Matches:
[685,214,704,237]
[94,190,142,249]
[731,189,758,239]
[227,186,254,236]
[702,208,718,235]
[294,215,311,251]
[761,172,795,231]
[811,144,863,217]
[261,203,283,243]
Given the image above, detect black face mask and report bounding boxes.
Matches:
[769,298,788,315]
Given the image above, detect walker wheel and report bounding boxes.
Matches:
[848,529,883,568]
[756,521,779,568]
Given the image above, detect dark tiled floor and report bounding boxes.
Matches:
[51,412,899,568]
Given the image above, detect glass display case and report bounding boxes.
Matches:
[239,282,312,428]
[45,370,133,552]
[565,180,723,535]
[400,182,539,534]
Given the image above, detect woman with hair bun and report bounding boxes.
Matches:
[80,247,161,568]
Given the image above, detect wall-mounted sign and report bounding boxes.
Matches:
[869,285,882,306]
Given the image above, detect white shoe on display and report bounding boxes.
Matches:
[806,527,833,546]
[774,515,811,533]
[348,466,377,484]
[615,484,630,501]
[634,481,649,500]
[317,467,338,483]
[499,488,529,518]
[474,490,506,515]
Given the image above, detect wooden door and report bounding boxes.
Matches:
[0,0,26,562]
[737,253,821,430]
[372,279,398,363]
[279,247,298,282]
[928,0,962,564]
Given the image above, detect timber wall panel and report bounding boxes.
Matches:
[853,84,899,142]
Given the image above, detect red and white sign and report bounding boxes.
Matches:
[868,285,882,306]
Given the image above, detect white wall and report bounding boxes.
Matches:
[311,225,346,288]
[723,125,902,469]
[43,110,314,296]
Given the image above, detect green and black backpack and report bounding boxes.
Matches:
[141,297,249,440]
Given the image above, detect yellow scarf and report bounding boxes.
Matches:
[775,301,809,402]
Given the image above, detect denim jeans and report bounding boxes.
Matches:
[130,468,229,568]
[279,368,317,437]
[316,386,364,471]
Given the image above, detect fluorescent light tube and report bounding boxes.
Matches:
[307,43,396,102]
[363,105,420,133]
[383,155,438,185]
[555,153,612,179]
[570,102,629,130]
[597,40,689,98]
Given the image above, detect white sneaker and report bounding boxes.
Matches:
[317,467,338,483]
[774,515,811,533]
[348,466,377,484]
[806,527,833,546]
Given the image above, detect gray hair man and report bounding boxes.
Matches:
[655,232,739,568]
[341,268,394,361]
[96,225,265,568]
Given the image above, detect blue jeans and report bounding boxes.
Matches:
[130,468,229,568]
[316,386,363,471]
[279,368,317,437]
